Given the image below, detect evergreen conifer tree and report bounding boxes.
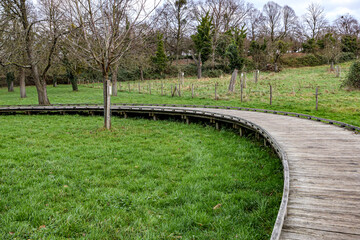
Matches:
[191,12,213,78]
[153,34,168,75]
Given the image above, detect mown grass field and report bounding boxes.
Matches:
[0,115,282,239]
[1,62,359,126]
[0,62,357,238]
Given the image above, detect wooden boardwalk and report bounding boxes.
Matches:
[1,104,359,239]
[197,108,360,240]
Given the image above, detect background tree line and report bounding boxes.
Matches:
[1,0,359,103]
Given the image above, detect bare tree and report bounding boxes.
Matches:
[247,8,264,41]
[171,0,192,62]
[0,3,27,97]
[66,0,159,129]
[0,0,67,105]
[302,3,328,39]
[334,14,360,36]
[204,0,252,67]
[262,1,282,42]
[282,5,298,38]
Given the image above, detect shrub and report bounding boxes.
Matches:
[202,69,223,78]
[243,58,256,72]
[281,54,326,67]
[164,65,178,77]
[183,64,198,76]
[338,52,356,63]
[343,61,360,89]
[298,54,326,66]
[117,68,139,81]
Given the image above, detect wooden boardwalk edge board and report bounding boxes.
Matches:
[1,103,359,132]
[1,104,359,240]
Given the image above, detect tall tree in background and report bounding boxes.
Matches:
[152,33,168,75]
[0,0,66,105]
[262,1,282,42]
[61,50,78,91]
[249,39,267,69]
[247,8,264,41]
[204,0,252,68]
[334,14,359,36]
[225,26,247,70]
[173,0,190,62]
[153,0,192,66]
[191,12,213,79]
[303,3,328,39]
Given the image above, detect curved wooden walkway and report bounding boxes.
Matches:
[1,104,359,239]
[199,108,360,240]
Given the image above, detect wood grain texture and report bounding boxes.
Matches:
[195,108,360,239]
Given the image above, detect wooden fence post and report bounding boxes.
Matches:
[104,80,111,129]
[161,81,163,95]
[228,69,238,92]
[243,72,247,88]
[316,87,319,111]
[269,84,272,105]
[215,83,218,100]
[336,66,341,77]
[240,81,243,102]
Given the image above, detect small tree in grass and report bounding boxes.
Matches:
[343,61,360,89]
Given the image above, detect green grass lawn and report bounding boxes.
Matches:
[0,115,282,239]
[1,62,359,126]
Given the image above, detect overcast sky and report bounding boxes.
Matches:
[251,0,360,23]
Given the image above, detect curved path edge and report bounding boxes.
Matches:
[2,103,358,131]
[1,104,360,240]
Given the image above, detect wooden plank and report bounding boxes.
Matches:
[281,226,360,240]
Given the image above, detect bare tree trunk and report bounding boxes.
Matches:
[243,72,247,88]
[19,68,26,98]
[211,39,216,70]
[330,61,335,71]
[20,1,50,105]
[31,64,50,105]
[24,31,50,104]
[228,69,238,92]
[254,69,259,83]
[8,81,14,92]
[111,68,118,96]
[197,53,202,79]
[103,76,111,129]
[274,63,278,72]
[70,75,78,91]
[140,66,144,81]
